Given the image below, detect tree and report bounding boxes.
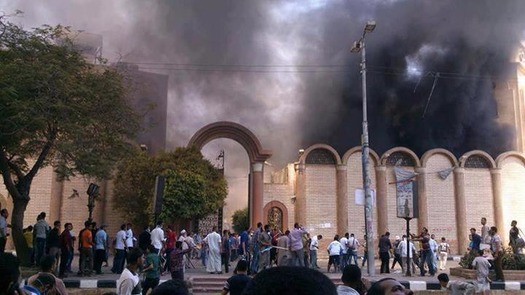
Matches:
[112,146,228,226]
[231,208,249,234]
[0,16,141,265]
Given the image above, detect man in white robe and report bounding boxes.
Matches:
[203,226,222,274]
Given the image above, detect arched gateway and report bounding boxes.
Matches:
[187,121,272,227]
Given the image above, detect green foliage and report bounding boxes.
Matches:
[0,14,141,265]
[113,146,228,227]
[460,248,525,270]
[231,208,249,234]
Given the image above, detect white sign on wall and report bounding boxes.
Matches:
[354,188,376,206]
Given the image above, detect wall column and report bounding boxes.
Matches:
[375,165,388,236]
[453,167,468,254]
[49,171,64,222]
[491,168,505,244]
[415,167,428,231]
[251,162,264,228]
[336,164,348,234]
[295,162,306,226]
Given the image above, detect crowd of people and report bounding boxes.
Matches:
[0,203,523,295]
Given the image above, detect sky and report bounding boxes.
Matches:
[2,0,525,224]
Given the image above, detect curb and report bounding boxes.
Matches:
[63,279,525,291]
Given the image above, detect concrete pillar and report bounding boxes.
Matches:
[453,167,468,254]
[49,172,64,222]
[295,162,306,226]
[491,168,505,244]
[251,162,264,228]
[336,164,348,234]
[415,167,428,231]
[375,165,388,236]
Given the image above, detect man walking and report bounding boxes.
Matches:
[111,224,128,274]
[348,233,360,266]
[150,220,164,255]
[34,212,49,266]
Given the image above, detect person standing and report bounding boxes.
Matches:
[204,226,222,274]
[472,250,491,295]
[277,230,291,266]
[0,209,9,253]
[309,234,322,269]
[221,229,231,273]
[391,236,402,271]
[327,234,342,273]
[125,223,135,250]
[397,235,417,274]
[150,220,165,255]
[58,223,73,278]
[94,225,108,275]
[469,228,481,253]
[47,221,61,265]
[480,217,491,247]
[163,225,176,274]
[221,259,252,295]
[138,226,151,253]
[509,220,521,254]
[413,227,435,276]
[170,240,192,281]
[79,221,94,276]
[249,222,262,274]
[489,226,504,282]
[378,232,392,274]
[438,237,450,271]
[112,224,128,274]
[340,233,349,269]
[116,248,144,295]
[289,223,308,267]
[361,234,368,268]
[348,233,360,266]
[142,245,161,295]
[33,212,50,266]
[257,225,272,271]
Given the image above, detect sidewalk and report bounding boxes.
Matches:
[48,255,525,292]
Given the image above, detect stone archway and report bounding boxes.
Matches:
[188,121,272,227]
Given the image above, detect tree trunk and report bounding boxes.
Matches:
[11,196,30,266]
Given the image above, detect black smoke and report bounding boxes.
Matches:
[298,0,525,158]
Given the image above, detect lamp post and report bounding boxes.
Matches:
[351,20,376,276]
[86,183,100,222]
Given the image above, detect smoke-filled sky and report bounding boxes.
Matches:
[2,0,525,220]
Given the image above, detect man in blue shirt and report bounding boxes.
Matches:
[470,228,482,253]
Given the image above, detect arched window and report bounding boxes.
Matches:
[268,207,283,231]
[386,151,415,166]
[305,149,336,164]
[465,155,490,169]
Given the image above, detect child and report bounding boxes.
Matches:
[472,250,491,295]
[142,245,161,295]
[437,273,474,295]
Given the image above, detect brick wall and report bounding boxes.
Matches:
[305,165,337,255]
[464,169,494,240]
[500,156,525,245]
[425,154,458,252]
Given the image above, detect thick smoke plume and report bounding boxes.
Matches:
[2,0,525,162]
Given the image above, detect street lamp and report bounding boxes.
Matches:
[351,20,376,276]
[86,183,100,222]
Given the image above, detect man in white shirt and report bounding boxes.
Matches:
[203,226,222,274]
[397,235,417,274]
[347,233,360,266]
[111,224,128,274]
[309,234,322,269]
[125,223,135,249]
[150,220,165,254]
[339,233,349,269]
[116,248,144,295]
